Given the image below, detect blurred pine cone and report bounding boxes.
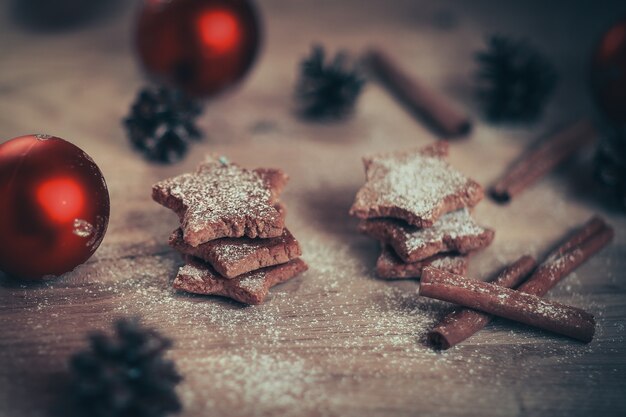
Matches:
[476,35,558,122]
[124,86,203,164]
[295,45,366,120]
[595,127,626,209]
[69,318,182,417]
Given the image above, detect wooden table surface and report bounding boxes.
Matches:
[1,1,625,416]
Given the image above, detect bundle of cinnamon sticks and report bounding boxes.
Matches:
[419,216,614,349]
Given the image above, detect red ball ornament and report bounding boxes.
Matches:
[591,17,626,125]
[136,0,262,98]
[0,135,110,280]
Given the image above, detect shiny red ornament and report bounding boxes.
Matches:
[0,135,110,280]
[591,17,626,124]
[136,0,261,98]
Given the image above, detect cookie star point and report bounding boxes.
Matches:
[152,157,288,246]
[360,208,495,263]
[173,258,308,305]
[376,245,469,279]
[350,144,483,227]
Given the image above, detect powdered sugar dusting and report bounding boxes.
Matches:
[178,264,206,282]
[363,208,491,261]
[352,148,475,223]
[238,270,267,293]
[6,234,606,417]
[403,209,488,252]
[213,241,261,261]
[178,352,325,416]
[430,255,466,271]
[377,245,468,278]
[209,229,295,265]
[153,157,281,239]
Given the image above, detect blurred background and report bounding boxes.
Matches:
[2,2,626,417]
[2,0,626,208]
[2,0,626,129]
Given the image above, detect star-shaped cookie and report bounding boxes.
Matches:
[349,142,484,228]
[169,226,302,279]
[153,156,288,246]
[376,245,468,280]
[359,208,494,263]
[173,256,308,305]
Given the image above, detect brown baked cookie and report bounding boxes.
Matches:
[152,156,289,246]
[376,245,468,280]
[169,226,302,279]
[349,142,484,228]
[359,209,494,263]
[173,256,308,305]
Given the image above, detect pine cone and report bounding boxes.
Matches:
[475,35,558,122]
[295,45,366,120]
[595,127,626,209]
[124,86,203,164]
[69,318,182,417]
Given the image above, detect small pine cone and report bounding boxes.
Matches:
[124,86,203,164]
[475,35,558,123]
[69,318,182,417]
[295,45,366,121]
[595,127,626,209]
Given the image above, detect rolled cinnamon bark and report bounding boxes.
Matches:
[426,216,613,348]
[490,120,597,203]
[518,222,614,296]
[420,267,596,342]
[549,216,608,257]
[428,255,537,350]
[365,48,471,138]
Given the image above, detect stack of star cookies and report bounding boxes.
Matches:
[350,142,494,279]
[152,156,307,304]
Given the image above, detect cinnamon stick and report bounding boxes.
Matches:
[365,48,471,138]
[426,216,613,348]
[549,216,608,257]
[517,220,614,296]
[420,267,596,342]
[428,255,537,350]
[490,120,597,203]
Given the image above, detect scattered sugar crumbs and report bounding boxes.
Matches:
[10,236,616,416]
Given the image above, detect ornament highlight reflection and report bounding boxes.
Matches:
[198,10,240,54]
[37,177,85,223]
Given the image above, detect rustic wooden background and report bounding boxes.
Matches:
[1,1,625,416]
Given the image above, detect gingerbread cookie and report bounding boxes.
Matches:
[376,245,468,279]
[173,257,308,305]
[169,226,302,279]
[359,209,494,263]
[152,156,288,246]
[349,142,483,228]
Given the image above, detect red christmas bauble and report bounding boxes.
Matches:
[136,0,261,98]
[591,18,626,124]
[0,135,110,280]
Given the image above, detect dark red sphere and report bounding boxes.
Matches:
[136,0,261,98]
[591,18,626,124]
[0,135,110,280]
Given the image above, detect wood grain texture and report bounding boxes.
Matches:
[1,1,625,416]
